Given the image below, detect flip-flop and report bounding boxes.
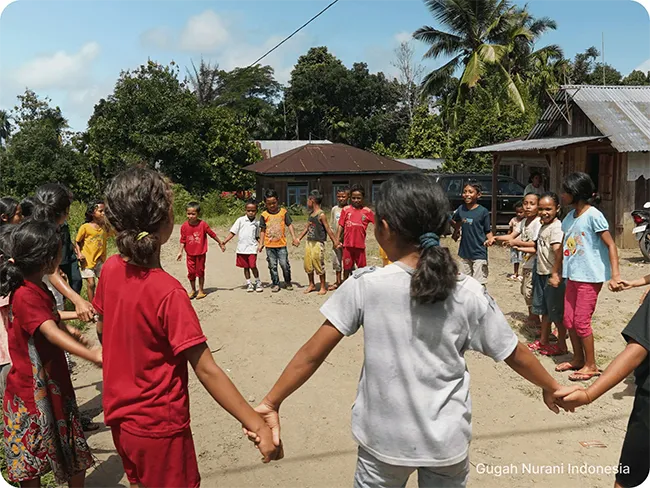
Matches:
[328,284,339,291]
[188,291,197,299]
[569,371,602,382]
[539,343,568,357]
[196,292,207,300]
[555,362,582,372]
[527,340,542,351]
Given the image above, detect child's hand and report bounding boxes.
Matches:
[554,385,590,410]
[337,242,343,249]
[608,278,623,292]
[452,230,460,242]
[619,280,636,291]
[542,389,560,414]
[549,273,561,288]
[176,252,182,261]
[89,347,103,367]
[292,238,300,247]
[257,245,264,254]
[219,243,226,253]
[243,401,283,460]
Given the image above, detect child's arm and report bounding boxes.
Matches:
[549,243,563,287]
[75,226,86,264]
[59,311,78,321]
[515,246,536,254]
[297,225,309,242]
[504,342,566,413]
[206,224,224,246]
[258,230,266,253]
[484,231,495,247]
[336,225,344,249]
[509,238,535,248]
[288,224,300,247]
[73,240,85,263]
[47,272,95,322]
[177,242,185,261]
[320,214,339,247]
[555,340,647,409]
[621,274,650,290]
[184,343,281,463]
[600,230,622,291]
[222,232,237,246]
[39,320,102,366]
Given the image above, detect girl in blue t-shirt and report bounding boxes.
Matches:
[551,172,622,382]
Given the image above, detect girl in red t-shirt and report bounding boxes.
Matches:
[0,220,102,486]
[97,167,280,488]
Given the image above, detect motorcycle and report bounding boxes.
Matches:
[632,202,650,261]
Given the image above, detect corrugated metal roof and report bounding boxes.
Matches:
[566,85,650,152]
[254,140,332,158]
[469,136,605,153]
[396,158,444,170]
[245,143,418,175]
[528,86,650,152]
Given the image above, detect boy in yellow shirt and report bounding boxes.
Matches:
[76,200,110,302]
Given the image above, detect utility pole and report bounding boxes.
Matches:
[602,32,606,85]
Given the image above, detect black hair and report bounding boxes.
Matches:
[529,172,542,183]
[105,167,173,267]
[19,197,36,219]
[375,173,457,304]
[539,191,562,218]
[245,199,258,207]
[186,201,201,213]
[350,184,365,197]
[0,220,62,298]
[514,200,524,210]
[0,197,19,226]
[336,187,350,194]
[523,192,540,202]
[562,172,600,205]
[32,183,73,223]
[85,199,104,223]
[308,190,323,205]
[264,189,279,201]
[464,180,482,194]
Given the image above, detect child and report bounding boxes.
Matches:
[524,172,544,196]
[0,197,22,225]
[336,184,375,280]
[553,172,622,382]
[223,199,263,293]
[451,181,493,285]
[257,190,300,293]
[508,201,525,280]
[177,202,224,300]
[529,193,567,356]
[297,190,339,295]
[328,188,349,290]
[247,173,568,488]
[0,220,101,486]
[96,168,279,488]
[76,200,109,303]
[555,285,648,488]
[0,227,15,404]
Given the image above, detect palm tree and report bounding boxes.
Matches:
[413,0,536,114]
[0,109,11,147]
[186,58,222,106]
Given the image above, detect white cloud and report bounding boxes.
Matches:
[140,26,174,49]
[12,42,100,90]
[635,58,650,72]
[179,10,230,52]
[394,31,413,44]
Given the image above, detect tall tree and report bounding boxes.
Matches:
[391,41,424,122]
[0,109,11,147]
[571,47,600,84]
[622,70,650,85]
[186,58,222,106]
[414,0,533,113]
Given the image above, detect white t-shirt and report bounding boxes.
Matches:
[536,219,563,275]
[519,217,542,270]
[320,263,519,467]
[229,216,260,255]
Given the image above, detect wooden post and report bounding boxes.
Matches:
[492,154,501,234]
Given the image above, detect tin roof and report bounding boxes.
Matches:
[468,136,605,153]
[254,140,332,158]
[245,143,418,175]
[396,158,444,170]
[528,85,650,152]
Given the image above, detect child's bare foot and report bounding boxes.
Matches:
[328,283,339,291]
[318,287,327,295]
[304,285,316,294]
[555,361,584,372]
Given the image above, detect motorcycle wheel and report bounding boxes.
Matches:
[640,230,650,262]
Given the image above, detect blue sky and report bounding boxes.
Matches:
[0,0,648,131]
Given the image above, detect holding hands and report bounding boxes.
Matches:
[243,401,284,463]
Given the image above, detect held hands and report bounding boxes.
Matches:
[89,347,103,367]
[549,273,561,288]
[219,243,226,253]
[176,252,183,262]
[292,238,300,247]
[74,300,96,323]
[257,245,264,254]
[608,276,624,292]
[243,401,284,463]
[553,385,591,410]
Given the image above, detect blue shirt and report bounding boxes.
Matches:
[452,205,490,260]
[561,207,611,283]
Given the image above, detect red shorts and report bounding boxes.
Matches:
[343,247,366,271]
[236,253,257,269]
[187,254,206,280]
[111,425,200,488]
[563,280,602,338]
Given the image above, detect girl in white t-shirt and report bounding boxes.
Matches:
[246,173,569,488]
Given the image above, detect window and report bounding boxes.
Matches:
[287,184,308,207]
[332,181,349,205]
[371,181,385,204]
[498,178,524,196]
[468,177,492,195]
[442,177,463,195]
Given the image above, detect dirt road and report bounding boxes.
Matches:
[75,225,644,488]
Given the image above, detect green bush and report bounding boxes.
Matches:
[200,192,246,217]
[172,184,195,224]
[287,203,306,216]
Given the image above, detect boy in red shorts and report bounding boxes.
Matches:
[177,202,224,299]
[337,184,375,279]
[223,199,263,293]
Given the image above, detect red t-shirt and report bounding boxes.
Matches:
[338,206,375,249]
[6,280,71,413]
[93,255,207,438]
[180,220,217,256]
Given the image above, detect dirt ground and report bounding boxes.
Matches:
[73,223,647,488]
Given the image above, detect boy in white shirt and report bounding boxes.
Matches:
[223,200,263,292]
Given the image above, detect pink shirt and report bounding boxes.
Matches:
[0,295,11,366]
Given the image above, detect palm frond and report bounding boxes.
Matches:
[460,51,484,88]
[420,55,463,96]
[477,43,509,64]
[414,26,465,59]
[531,44,564,61]
[528,17,557,36]
[424,0,475,36]
[499,64,525,112]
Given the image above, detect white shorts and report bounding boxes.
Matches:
[458,258,488,285]
[354,447,470,488]
[81,260,103,279]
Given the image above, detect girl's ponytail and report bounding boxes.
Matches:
[411,232,458,304]
[0,257,24,298]
[375,173,458,305]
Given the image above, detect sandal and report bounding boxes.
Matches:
[538,343,568,356]
[555,362,582,372]
[188,291,197,299]
[527,340,542,351]
[196,292,207,300]
[328,283,339,291]
[569,371,601,382]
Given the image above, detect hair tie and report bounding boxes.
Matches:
[136,231,149,241]
[419,232,440,250]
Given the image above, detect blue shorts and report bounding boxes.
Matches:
[532,273,565,323]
